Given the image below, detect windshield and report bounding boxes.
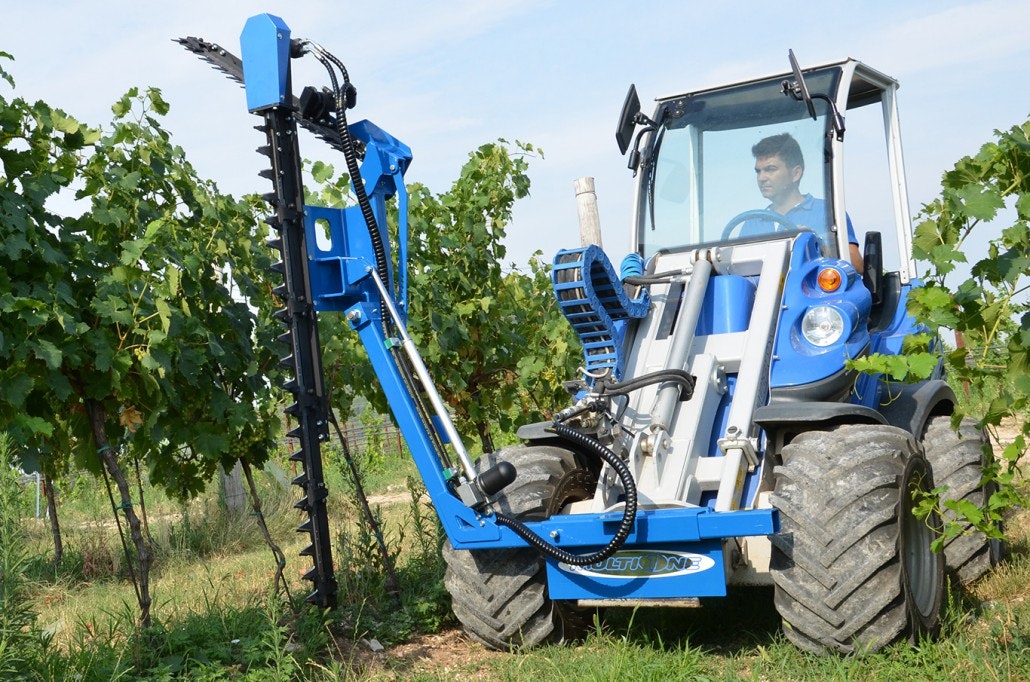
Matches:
[639,68,842,257]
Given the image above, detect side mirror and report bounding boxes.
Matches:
[616,84,640,155]
[862,231,883,308]
[784,49,816,120]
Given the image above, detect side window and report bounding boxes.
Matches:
[842,101,901,273]
[651,127,699,253]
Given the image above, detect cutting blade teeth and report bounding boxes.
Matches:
[175,36,244,85]
[181,36,346,161]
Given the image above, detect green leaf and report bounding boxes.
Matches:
[93,295,132,325]
[955,184,1004,221]
[911,285,953,311]
[884,355,910,381]
[31,339,62,369]
[119,238,149,265]
[144,219,164,239]
[904,352,938,380]
[148,88,170,115]
[50,110,80,135]
[0,372,33,408]
[311,160,334,184]
[112,91,134,117]
[155,299,171,334]
[16,415,54,438]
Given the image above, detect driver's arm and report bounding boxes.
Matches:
[849,243,864,274]
[846,215,863,274]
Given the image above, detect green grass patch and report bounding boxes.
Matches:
[6,434,1029,680]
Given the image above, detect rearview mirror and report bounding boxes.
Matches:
[616,84,640,155]
[862,231,883,307]
[784,49,816,120]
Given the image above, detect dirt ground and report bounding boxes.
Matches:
[384,629,503,678]
[333,627,501,679]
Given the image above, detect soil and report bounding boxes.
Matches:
[332,627,502,680]
[382,629,503,679]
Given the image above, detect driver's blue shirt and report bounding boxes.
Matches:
[741,194,858,244]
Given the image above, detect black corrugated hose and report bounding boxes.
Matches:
[493,423,637,566]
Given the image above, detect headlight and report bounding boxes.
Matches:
[801,305,845,347]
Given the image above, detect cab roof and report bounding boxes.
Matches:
[656,58,898,110]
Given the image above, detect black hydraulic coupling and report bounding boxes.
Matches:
[457,460,517,509]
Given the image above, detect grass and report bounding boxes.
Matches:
[4,421,1028,680]
[8,440,451,680]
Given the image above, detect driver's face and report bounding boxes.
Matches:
[754,155,802,207]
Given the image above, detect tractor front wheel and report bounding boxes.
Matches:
[922,415,1004,584]
[770,424,944,654]
[442,445,596,651]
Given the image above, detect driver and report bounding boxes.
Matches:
[746,133,863,272]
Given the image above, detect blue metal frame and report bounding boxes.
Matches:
[234,9,785,609]
[770,232,872,389]
[546,540,728,599]
[240,14,291,112]
[304,120,778,560]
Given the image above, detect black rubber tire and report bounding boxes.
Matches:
[922,415,1004,584]
[441,445,596,651]
[770,424,945,654]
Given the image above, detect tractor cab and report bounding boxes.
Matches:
[620,55,917,299]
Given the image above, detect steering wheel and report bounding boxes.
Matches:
[722,209,799,240]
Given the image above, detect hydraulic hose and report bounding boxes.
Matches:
[494,423,637,566]
[623,269,687,286]
[600,369,695,399]
[302,44,452,474]
[305,42,392,297]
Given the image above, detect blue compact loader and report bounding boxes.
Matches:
[183,17,1000,655]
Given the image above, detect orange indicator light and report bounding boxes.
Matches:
[817,268,842,292]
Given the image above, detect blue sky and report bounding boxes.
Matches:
[6,1,1029,269]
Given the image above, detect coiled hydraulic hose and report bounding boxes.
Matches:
[304,42,392,297]
[494,422,638,566]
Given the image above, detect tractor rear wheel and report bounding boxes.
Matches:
[442,445,597,651]
[922,415,1004,584]
[770,424,944,654]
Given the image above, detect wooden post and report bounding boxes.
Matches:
[221,459,246,513]
[575,177,603,247]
